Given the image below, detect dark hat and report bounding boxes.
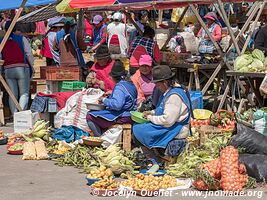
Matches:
[152,65,175,83]
[95,45,110,60]
[109,60,127,78]
[4,20,12,31]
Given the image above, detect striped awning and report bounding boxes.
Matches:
[18,4,60,23]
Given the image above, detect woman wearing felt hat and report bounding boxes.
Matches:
[133,65,193,162]
[86,60,137,136]
[89,45,116,92]
[197,12,222,54]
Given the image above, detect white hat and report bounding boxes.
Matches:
[112,12,122,21]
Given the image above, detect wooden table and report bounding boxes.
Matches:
[218,70,266,112]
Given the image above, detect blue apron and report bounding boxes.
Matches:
[89,81,137,121]
[133,87,191,149]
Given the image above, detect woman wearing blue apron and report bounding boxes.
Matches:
[87,60,137,136]
[133,65,192,162]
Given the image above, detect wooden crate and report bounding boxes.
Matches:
[40,66,81,81]
[161,51,191,65]
[197,125,223,145]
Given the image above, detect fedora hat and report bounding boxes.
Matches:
[95,45,110,60]
[152,65,175,83]
[109,60,127,78]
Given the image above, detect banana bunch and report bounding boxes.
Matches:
[94,144,134,175]
[23,120,51,142]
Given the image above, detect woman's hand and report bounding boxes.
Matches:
[98,96,105,104]
[103,90,112,97]
[143,111,152,118]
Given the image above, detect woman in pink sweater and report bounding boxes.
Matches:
[198,12,222,54]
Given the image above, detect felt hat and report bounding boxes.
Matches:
[152,65,175,83]
[95,45,111,60]
[139,54,152,67]
[109,60,127,78]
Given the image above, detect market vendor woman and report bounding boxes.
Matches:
[87,60,137,136]
[133,65,192,161]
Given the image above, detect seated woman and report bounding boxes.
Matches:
[86,60,137,136]
[90,45,116,92]
[131,55,155,106]
[197,12,221,54]
[133,65,192,162]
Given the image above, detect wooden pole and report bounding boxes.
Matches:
[161,6,189,50]
[217,0,241,55]
[190,4,223,57]
[0,0,28,112]
[226,2,260,53]
[241,2,265,54]
[158,10,163,24]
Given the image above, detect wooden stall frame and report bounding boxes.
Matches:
[0,0,28,114]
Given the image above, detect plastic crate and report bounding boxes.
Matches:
[40,66,80,81]
[59,81,86,92]
[189,91,203,110]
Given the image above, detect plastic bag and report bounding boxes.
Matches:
[239,154,267,182]
[35,141,48,160]
[22,142,36,160]
[253,109,267,135]
[259,74,267,97]
[101,126,123,148]
[230,123,267,155]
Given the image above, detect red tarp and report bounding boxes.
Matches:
[69,0,116,8]
[69,0,261,10]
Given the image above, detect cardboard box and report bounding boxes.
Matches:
[14,110,40,133]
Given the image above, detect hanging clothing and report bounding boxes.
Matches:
[128,36,161,67]
[87,80,137,122]
[55,29,86,67]
[198,23,222,54]
[107,22,128,55]
[90,59,116,92]
[133,87,191,149]
[131,70,155,104]
[35,21,46,35]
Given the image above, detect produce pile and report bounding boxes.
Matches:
[22,120,51,142]
[23,141,48,160]
[121,174,178,191]
[167,133,232,177]
[0,130,5,140]
[87,166,113,179]
[8,143,23,151]
[234,49,267,73]
[91,178,118,190]
[55,144,135,176]
[193,146,255,192]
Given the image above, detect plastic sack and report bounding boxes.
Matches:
[259,74,267,97]
[239,154,267,182]
[253,109,267,135]
[22,142,36,160]
[193,109,213,120]
[101,126,123,148]
[230,123,267,155]
[35,141,48,160]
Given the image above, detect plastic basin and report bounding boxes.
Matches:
[130,111,149,124]
[7,141,24,155]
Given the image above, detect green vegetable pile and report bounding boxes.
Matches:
[167,133,232,178]
[9,143,23,151]
[54,144,135,176]
[234,49,267,73]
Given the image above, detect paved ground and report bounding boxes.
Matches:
[0,124,267,200]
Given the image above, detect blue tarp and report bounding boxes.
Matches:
[0,0,57,11]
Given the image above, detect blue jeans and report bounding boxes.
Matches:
[4,67,30,114]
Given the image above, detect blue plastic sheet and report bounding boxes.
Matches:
[0,0,57,11]
[52,125,89,143]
